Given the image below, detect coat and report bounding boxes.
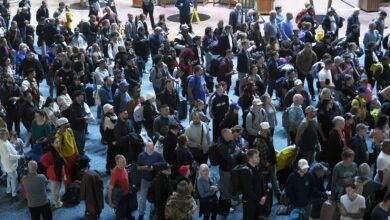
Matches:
[165,193,197,220]
[80,170,104,213]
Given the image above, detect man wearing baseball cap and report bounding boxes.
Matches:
[295,105,320,165]
[246,98,267,148]
[113,80,130,114]
[350,123,369,165]
[284,79,311,109]
[285,159,314,219]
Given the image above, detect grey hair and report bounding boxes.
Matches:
[358,163,370,177]
[334,56,343,63]
[198,163,209,180]
[293,94,303,104]
[332,116,345,126]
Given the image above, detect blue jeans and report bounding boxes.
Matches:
[19,26,26,43]
[138,178,151,215]
[7,170,18,196]
[73,130,86,155]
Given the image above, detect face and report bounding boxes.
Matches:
[161,107,169,116]
[223,130,233,142]
[295,84,303,92]
[76,94,84,103]
[192,115,201,125]
[200,168,209,178]
[116,156,126,169]
[35,113,44,121]
[300,168,308,175]
[249,153,260,165]
[216,87,223,96]
[357,128,366,136]
[251,67,258,74]
[120,111,129,120]
[345,186,355,198]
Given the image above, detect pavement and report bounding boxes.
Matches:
[0,0,384,219]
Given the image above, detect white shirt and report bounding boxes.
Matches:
[0,140,22,173]
[319,68,333,84]
[197,46,202,65]
[94,67,109,86]
[228,34,233,49]
[340,194,366,220]
[375,151,390,184]
[330,16,337,33]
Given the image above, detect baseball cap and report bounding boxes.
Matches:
[181,24,189,30]
[358,87,367,94]
[298,159,310,170]
[356,123,368,131]
[56,117,69,127]
[260,122,270,130]
[119,80,129,87]
[230,102,240,110]
[252,99,262,106]
[178,165,190,176]
[294,79,303,86]
[305,105,318,114]
[103,104,114,114]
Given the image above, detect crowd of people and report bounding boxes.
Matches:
[1,0,390,219]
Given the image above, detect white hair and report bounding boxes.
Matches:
[332,116,345,126]
[198,163,209,179]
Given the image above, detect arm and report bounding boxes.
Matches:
[197,178,214,198]
[185,128,198,148]
[246,113,257,136]
[295,120,308,146]
[153,118,162,139]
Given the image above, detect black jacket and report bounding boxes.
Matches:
[218,32,234,56]
[217,138,235,172]
[241,164,265,203]
[159,89,179,115]
[237,48,251,73]
[351,135,368,165]
[69,101,87,131]
[36,6,49,22]
[321,14,343,37]
[191,45,204,66]
[0,84,22,112]
[163,130,178,165]
[19,58,44,80]
[326,129,344,168]
[147,173,173,209]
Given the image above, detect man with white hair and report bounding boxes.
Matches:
[287,94,304,144]
[22,160,52,219]
[246,98,268,148]
[264,10,280,44]
[0,128,24,200]
[346,8,360,36]
[228,3,242,32]
[363,22,381,50]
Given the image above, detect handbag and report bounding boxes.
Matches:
[128,186,138,211]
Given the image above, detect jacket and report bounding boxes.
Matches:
[147,173,173,209]
[351,135,368,165]
[0,140,22,172]
[217,139,235,172]
[253,135,277,168]
[236,48,251,73]
[149,64,173,95]
[241,164,265,203]
[296,49,317,75]
[165,192,197,220]
[326,129,344,167]
[285,170,314,207]
[228,8,241,31]
[288,105,304,132]
[80,170,104,213]
[185,122,211,154]
[69,101,87,131]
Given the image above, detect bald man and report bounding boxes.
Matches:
[22,160,52,220]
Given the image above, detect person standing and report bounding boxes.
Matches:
[246,99,268,148]
[287,94,304,144]
[228,3,242,32]
[241,149,266,220]
[296,43,317,101]
[371,192,390,219]
[108,154,134,220]
[197,164,218,220]
[218,49,236,93]
[338,183,366,220]
[0,74,22,135]
[185,112,211,164]
[350,124,369,166]
[187,65,207,109]
[175,0,193,26]
[279,12,294,41]
[23,160,52,220]
[346,8,360,36]
[263,10,280,44]
[36,1,49,22]
[295,106,320,165]
[136,142,164,220]
[209,84,229,142]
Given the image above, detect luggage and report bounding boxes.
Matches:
[81,170,103,218]
[178,99,187,120]
[259,187,273,216]
[62,182,81,205]
[320,199,340,220]
[126,163,141,188]
[209,55,224,77]
[85,83,95,106]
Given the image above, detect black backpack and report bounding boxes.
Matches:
[62,182,81,205]
[208,144,221,166]
[231,164,252,195]
[209,55,224,77]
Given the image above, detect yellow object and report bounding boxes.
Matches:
[351,96,367,121]
[315,29,324,42]
[276,145,295,172]
[190,8,200,24]
[370,62,384,74]
[65,11,73,29]
[56,128,78,157]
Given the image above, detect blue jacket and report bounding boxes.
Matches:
[149,33,164,55]
[285,170,314,207]
[98,85,113,107]
[279,20,293,40]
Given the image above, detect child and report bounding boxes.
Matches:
[9,131,24,155]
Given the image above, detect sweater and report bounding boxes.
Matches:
[184,122,211,154]
[246,107,268,136]
[22,173,49,208]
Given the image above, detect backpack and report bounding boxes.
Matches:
[354,178,369,195]
[282,107,291,129]
[133,104,145,122]
[208,144,221,166]
[383,34,390,50]
[62,182,81,205]
[209,55,224,77]
[231,164,252,195]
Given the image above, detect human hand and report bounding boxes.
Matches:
[109,202,116,208]
[259,196,266,205]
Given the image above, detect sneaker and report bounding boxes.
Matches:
[11,196,18,202]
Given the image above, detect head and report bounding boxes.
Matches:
[28,160,38,174]
[269,10,276,21]
[74,91,84,104]
[341,148,355,165]
[177,180,190,195]
[252,99,262,112]
[260,122,271,137]
[324,59,333,70]
[369,22,377,31]
[0,128,8,141]
[169,121,180,134]
[247,149,260,166]
[225,49,234,60]
[115,154,126,169]
[24,91,33,103]
[119,110,129,121]
[199,164,210,179]
[221,128,233,142]
[231,125,243,139]
[379,10,387,20]
[177,134,188,148]
[286,12,293,20]
[356,123,368,137]
[104,76,113,87]
[344,182,356,199]
[191,112,201,125]
[34,110,46,123]
[160,105,170,117]
[298,159,310,175]
[145,142,154,153]
[260,93,271,106]
[305,106,318,119]
[333,116,345,130]
[303,42,312,52]
[293,94,303,105]
[358,163,370,178]
[382,139,390,155]
[194,65,204,77]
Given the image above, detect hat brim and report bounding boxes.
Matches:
[299,165,310,170]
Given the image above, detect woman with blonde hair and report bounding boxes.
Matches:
[197,164,218,220]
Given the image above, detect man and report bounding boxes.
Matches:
[20,51,44,81]
[53,2,65,19]
[241,149,266,220]
[279,12,294,41]
[113,80,131,114]
[345,24,360,48]
[209,84,229,142]
[137,142,164,220]
[346,8,360,36]
[218,49,235,93]
[321,8,344,38]
[371,191,390,219]
[70,27,88,51]
[351,124,369,165]
[288,94,304,145]
[339,183,366,220]
[0,128,24,200]
[237,39,255,80]
[69,90,90,155]
[363,22,381,50]
[125,13,137,41]
[253,122,282,198]
[123,55,141,90]
[99,76,114,109]
[296,42,317,101]
[331,149,358,200]
[159,80,179,115]
[285,159,314,219]
[0,74,22,135]
[149,27,164,58]
[266,51,280,97]
[217,128,236,202]
[153,105,177,142]
[185,112,211,164]
[228,3,242,32]
[12,8,27,43]
[23,160,52,220]
[318,58,335,89]
[264,10,280,44]
[147,162,173,219]
[187,65,207,108]
[173,24,194,52]
[373,10,387,48]
[149,54,174,97]
[218,25,234,56]
[191,36,204,66]
[108,154,134,220]
[36,1,49,22]
[175,0,193,25]
[246,99,268,148]
[375,139,390,188]
[295,106,320,165]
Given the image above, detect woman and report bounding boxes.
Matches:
[40,136,66,208]
[317,99,334,147]
[238,81,257,127]
[165,180,197,220]
[91,43,104,68]
[175,135,194,170]
[265,36,279,58]
[149,54,174,97]
[94,59,109,86]
[197,164,218,220]
[202,26,215,71]
[43,96,60,128]
[239,65,264,96]
[142,92,158,140]
[326,116,347,172]
[56,84,72,114]
[25,110,52,162]
[261,94,277,136]
[0,57,14,83]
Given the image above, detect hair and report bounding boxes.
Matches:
[358,163,370,177]
[344,182,356,190]
[9,130,18,139]
[44,96,55,108]
[153,54,163,65]
[168,121,180,130]
[341,148,355,160]
[194,65,203,73]
[292,94,302,103]
[205,26,213,36]
[247,149,259,159]
[177,134,188,146]
[375,115,389,129]
[231,125,243,133]
[191,111,200,120]
[324,58,333,65]
[199,163,209,177]
[35,109,46,118]
[193,35,201,42]
[160,104,169,111]
[177,180,190,195]
[221,128,231,136]
[225,49,233,55]
[332,116,345,126]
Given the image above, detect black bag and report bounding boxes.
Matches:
[126,163,141,187]
[105,184,123,206]
[128,186,138,211]
[209,55,224,77]
[178,99,188,120]
[259,188,273,215]
[208,144,221,166]
[231,164,252,195]
[85,85,95,106]
[62,182,81,205]
[216,196,231,216]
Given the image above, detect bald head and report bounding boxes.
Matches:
[28,160,38,173]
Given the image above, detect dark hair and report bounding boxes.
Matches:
[193,65,203,73]
[247,149,259,159]
[44,96,55,108]
[225,49,233,55]
[177,134,187,146]
[344,181,356,190]
[58,84,67,94]
[35,109,46,117]
[193,36,201,42]
[380,11,387,17]
[324,59,333,65]
[341,148,355,160]
[249,65,257,72]
[375,115,389,129]
[168,121,180,130]
[153,54,163,65]
[205,26,213,36]
[160,104,169,110]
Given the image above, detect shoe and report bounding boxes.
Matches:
[11,196,18,202]
[138,215,144,220]
[311,96,316,102]
[55,201,63,208]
